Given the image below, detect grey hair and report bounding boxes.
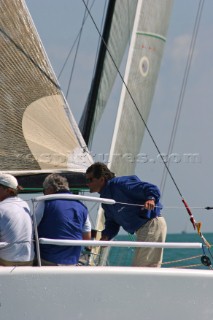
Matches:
[43,174,69,192]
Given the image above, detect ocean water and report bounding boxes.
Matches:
[108,233,213,269]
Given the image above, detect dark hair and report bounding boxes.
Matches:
[0,184,20,196]
[86,162,115,181]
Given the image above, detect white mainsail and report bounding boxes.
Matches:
[109,0,173,175]
[0,0,92,179]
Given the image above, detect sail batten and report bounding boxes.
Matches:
[136,31,167,41]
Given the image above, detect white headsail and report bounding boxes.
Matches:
[0,0,93,182]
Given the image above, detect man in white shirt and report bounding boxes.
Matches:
[0,174,35,266]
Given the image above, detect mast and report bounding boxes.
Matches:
[79,0,116,147]
[79,0,138,149]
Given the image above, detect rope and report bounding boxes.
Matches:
[173,264,203,269]
[162,254,202,265]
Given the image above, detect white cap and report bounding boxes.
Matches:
[0,174,18,190]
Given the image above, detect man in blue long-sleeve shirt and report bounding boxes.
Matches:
[86,162,167,267]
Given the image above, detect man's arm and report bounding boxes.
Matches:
[82,231,91,240]
[82,216,91,240]
[101,218,120,240]
[34,201,45,225]
[100,234,109,241]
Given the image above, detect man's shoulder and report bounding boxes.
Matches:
[110,175,140,184]
[49,196,87,209]
[1,196,28,206]
[74,200,88,211]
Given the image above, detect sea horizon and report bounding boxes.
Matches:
[108,232,213,269]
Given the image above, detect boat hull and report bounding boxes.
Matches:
[0,266,212,320]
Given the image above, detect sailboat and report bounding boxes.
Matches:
[1,1,213,319]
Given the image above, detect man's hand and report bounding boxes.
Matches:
[99,235,109,248]
[100,235,109,241]
[144,199,155,210]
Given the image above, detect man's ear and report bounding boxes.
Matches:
[100,176,105,186]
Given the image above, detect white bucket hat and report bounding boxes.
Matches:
[0,174,18,190]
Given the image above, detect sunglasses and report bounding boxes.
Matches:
[86,177,94,183]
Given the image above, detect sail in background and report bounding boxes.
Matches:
[0,0,93,178]
[109,0,173,175]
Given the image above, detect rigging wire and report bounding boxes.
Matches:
[65,0,90,99]
[0,28,60,90]
[59,0,107,101]
[58,0,96,80]
[160,0,205,197]
[81,0,212,251]
[11,197,213,211]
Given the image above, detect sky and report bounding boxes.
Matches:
[25,0,213,234]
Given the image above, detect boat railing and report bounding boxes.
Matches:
[31,194,205,267]
[39,239,204,266]
[39,238,203,249]
[31,193,117,266]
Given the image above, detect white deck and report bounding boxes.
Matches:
[0,266,212,320]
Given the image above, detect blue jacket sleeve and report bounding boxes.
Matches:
[118,176,161,203]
